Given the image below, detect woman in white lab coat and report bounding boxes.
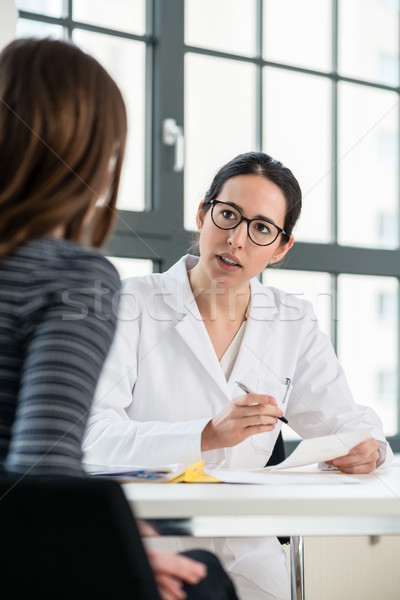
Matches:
[83,151,392,600]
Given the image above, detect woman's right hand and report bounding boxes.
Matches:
[201,393,283,451]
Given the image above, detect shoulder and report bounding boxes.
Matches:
[26,237,121,294]
[251,277,316,322]
[269,284,314,312]
[120,255,192,305]
[119,272,163,319]
[122,271,163,294]
[117,256,191,321]
[58,241,121,291]
[121,255,191,293]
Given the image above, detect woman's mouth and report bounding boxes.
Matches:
[216,254,242,271]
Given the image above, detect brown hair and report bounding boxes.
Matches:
[0,37,127,257]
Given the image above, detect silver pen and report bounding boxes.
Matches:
[234,379,289,424]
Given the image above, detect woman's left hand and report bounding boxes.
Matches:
[146,549,207,600]
[325,437,380,474]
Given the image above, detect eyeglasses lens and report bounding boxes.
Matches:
[212,202,278,246]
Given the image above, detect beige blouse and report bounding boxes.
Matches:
[219,320,247,380]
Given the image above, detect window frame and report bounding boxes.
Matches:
[17,0,400,452]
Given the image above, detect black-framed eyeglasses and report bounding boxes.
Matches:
[209,199,287,247]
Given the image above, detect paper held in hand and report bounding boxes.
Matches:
[267,428,373,471]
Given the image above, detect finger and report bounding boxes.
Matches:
[233,398,283,417]
[328,450,379,472]
[329,452,378,469]
[137,519,158,536]
[234,393,278,408]
[244,423,278,435]
[177,560,207,585]
[243,414,281,428]
[155,575,186,600]
[235,404,284,420]
[326,438,379,467]
[335,459,378,474]
[349,438,379,457]
[330,445,379,467]
[157,553,206,584]
[174,555,206,583]
[156,585,175,600]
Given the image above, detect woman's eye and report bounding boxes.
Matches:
[221,210,237,220]
[255,222,272,235]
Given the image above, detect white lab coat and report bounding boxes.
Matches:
[83,255,393,599]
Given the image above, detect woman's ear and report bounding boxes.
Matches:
[269,235,295,265]
[195,201,206,231]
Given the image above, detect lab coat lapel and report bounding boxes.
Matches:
[175,312,229,396]
[229,278,279,384]
[161,256,230,396]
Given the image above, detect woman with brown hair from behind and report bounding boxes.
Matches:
[0,37,126,474]
[0,38,238,600]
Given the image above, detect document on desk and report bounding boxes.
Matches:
[85,463,185,482]
[267,428,373,471]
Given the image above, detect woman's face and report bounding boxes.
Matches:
[195,174,294,289]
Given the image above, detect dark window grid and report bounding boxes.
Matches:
[183,44,400,92]
[18,9,154,44]
[397,277,400,436]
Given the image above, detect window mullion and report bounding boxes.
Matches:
[256,0,263,150]
[397,1,400,436]
[151,0,185,269]
[331,0,339,244]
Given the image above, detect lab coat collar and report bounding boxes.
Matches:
[160,255,280,395]
[161,255,201,317]
[161,255,279,320]
[248,276,279,320]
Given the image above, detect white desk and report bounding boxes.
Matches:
[123,462,400,599]
[123,463,400,538]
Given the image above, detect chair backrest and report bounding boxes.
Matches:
[0,473,161,599]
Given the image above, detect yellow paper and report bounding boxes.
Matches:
[169,460,221,483]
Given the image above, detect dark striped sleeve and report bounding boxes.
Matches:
[5,256,120,475]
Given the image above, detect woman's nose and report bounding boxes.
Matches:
[227,220,248,248]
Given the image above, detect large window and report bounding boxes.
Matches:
[16,0,400,450]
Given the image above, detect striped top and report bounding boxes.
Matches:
[0,237,121,476]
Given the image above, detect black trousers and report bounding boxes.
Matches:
[182,550,240,600]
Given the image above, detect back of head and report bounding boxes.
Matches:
[0,37,127,257]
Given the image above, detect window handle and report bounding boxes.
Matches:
[162,118,184,172]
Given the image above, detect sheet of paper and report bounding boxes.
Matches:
[206,469,360,485]
[268,428,373,471]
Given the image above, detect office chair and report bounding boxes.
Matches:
[266,433,305,600]
[0,473,161,599]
